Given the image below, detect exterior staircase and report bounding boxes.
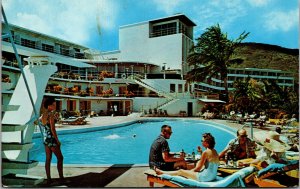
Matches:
[1,8,58,185]
[133,75,175,99]
[1,60,57,186]
[132,75,180,110]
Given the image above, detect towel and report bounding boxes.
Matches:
[257,160,299,177]
[161,166,256,187]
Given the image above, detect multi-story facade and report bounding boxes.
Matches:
[194,68,295,92]
[1,14,199,119]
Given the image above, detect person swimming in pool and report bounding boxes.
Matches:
[155,133,219,182]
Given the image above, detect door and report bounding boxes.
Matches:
[187,102,193,117]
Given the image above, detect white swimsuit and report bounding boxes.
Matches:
[197,161,219,182]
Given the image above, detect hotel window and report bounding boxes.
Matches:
[185,83,189,92]
[42,44,54,53]
[178,84,183,93]
[170,84,176,93]
[60,44,70,56]
[21,38,36,48]
[67,100,76,111]
[151,22,177,38]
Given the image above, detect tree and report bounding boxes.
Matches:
[231,78,264,113]
[230,78,299,116]
[186,24,249,102]
[262,80,299,116]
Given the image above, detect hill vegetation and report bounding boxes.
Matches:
[231,42,299,82]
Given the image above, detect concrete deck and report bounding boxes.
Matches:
[28,115,277,187]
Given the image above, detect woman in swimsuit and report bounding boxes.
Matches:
[40,97,64,184]
[155,133,219,182]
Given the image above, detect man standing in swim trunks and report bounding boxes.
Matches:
[149,125,187,170]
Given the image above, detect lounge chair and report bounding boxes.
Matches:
[282,121,299,133]
[144,166,256,187]
[253,160,299,187]
[266,118,285,125]
[60,117,87,125]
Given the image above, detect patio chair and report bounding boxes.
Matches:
[144,166,256,187]
[253,160,299,187]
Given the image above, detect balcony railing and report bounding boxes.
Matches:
[3,39,86,59]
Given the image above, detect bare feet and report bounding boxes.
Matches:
[154,167,164,175]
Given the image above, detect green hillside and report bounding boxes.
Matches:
[231,42,299,82]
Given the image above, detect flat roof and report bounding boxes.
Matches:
[149,14,196,26]
[121,14,197,29]
[198,99,226,103]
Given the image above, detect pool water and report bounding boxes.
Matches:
[30,120,235,164]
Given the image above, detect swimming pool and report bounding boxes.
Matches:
[30,119,236,165]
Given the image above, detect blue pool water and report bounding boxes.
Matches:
[30,119,236,164]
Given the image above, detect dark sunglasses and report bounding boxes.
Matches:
[239,135,248,138]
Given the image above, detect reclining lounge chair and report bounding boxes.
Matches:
[60,116,87,125]
[253,160,299,187]
[144,166,256,187]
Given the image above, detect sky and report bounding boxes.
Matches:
[2,0,299,52]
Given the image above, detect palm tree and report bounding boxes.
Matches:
[262,80,299,115]
[231,78,264,113]
[186,24,249,101]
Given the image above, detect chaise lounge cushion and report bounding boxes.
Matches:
[160,166,256,187]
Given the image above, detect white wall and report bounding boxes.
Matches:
[163,99,200,116]
[91,101,107,113]
[132,97,167,112]
[119,23,183,70]
[142,79,186,94]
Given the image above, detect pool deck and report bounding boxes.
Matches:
[28,114,282,187]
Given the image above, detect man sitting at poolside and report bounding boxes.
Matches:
[149,125,187,171]
[219,128,256,161]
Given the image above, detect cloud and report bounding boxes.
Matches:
[2,0,119,47]
[152,0,186,14]
[264,9,299,32]
[192,0,247,33]
[246,0,271,7]
[14,13,53,34]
